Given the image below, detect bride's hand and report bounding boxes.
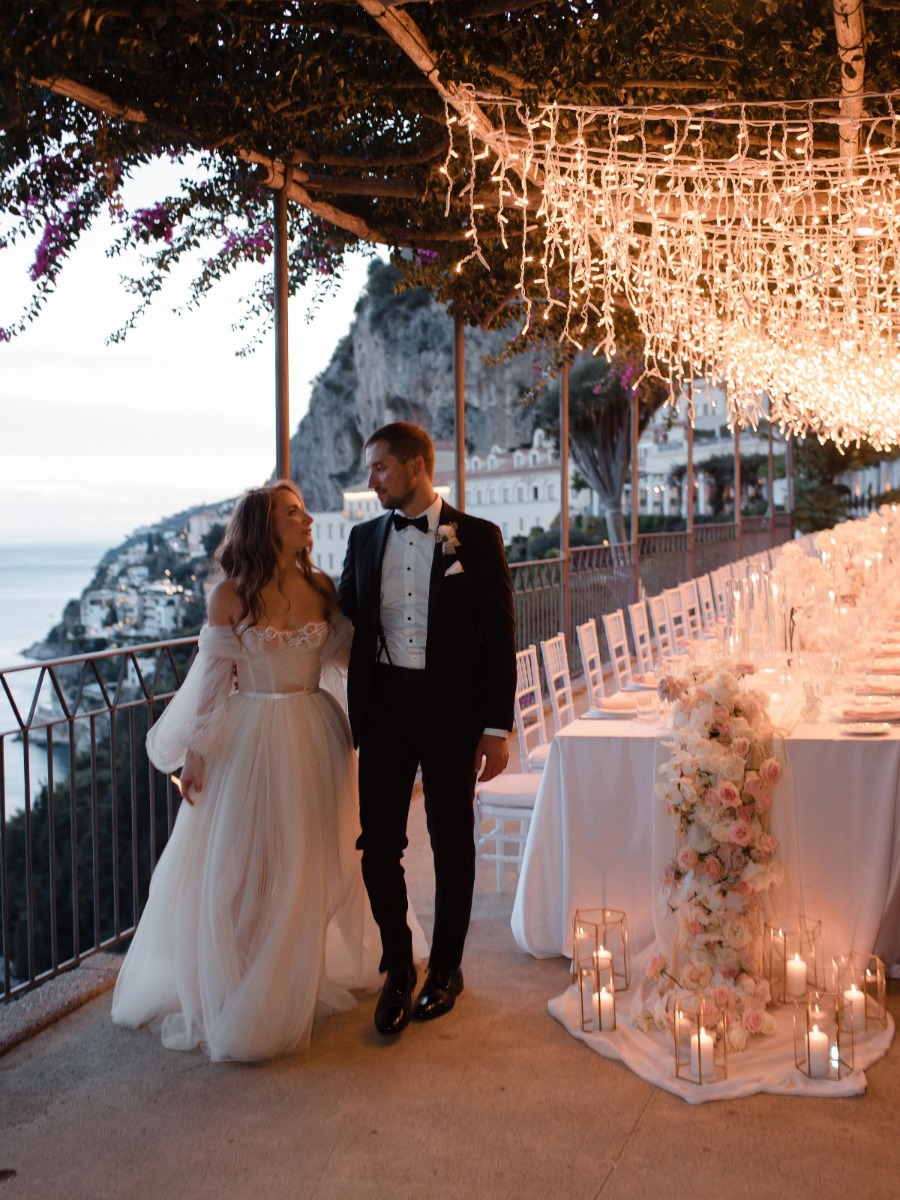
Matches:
[179,749,205,805]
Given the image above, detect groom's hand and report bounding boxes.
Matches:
[474,734,509,783]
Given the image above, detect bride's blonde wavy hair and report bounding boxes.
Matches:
[215,480,335,630]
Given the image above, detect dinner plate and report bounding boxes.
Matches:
[581,706,636,720]
[840,722,891,737]
[625,679,658,692]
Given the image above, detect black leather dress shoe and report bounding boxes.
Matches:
[374,965,416,1036]
[411,967,464,1021]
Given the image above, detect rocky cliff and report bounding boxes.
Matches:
[290,260,542,510]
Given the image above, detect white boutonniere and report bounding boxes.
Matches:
[436,522,461,555]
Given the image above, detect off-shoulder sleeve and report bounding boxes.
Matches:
[145,624,242,772]
[318,610,353,713]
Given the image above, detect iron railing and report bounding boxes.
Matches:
[2,518,794,1003]
[1,638,198,1002]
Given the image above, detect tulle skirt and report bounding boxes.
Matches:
[111,688,384,1062]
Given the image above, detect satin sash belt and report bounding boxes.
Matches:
[240,688,319,699]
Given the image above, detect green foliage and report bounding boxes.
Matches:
[4,1,899,354]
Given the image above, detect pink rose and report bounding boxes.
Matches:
[712,704,729,722]
[717,780,742,809]
[754,787,772,813]
[743,771,762,795]
[684,920,703,938]
[759,758,782,787]
[718,844,748,874]
[732,736,751,757]
[711,985,737,1011]
[759,833,779,854]
[677,846,699,871]
[647,955,667,980]
[726,817,753,847]
[701,857,725,882]
[742,1007,764,1034]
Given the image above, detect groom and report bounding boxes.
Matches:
[339,421,516,1035]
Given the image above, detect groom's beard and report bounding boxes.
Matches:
[377,484,417,511]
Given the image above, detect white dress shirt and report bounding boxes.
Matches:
[378,497,508,739]
[378,495,443,670]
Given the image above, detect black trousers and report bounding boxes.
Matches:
[357,664,478,973]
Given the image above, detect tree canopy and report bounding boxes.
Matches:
[3,1,898,351]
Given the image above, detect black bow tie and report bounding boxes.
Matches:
[392,513,429,534]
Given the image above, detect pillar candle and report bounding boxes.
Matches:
[807,1024,829,1078]
[786,953,807,997]
[843,983,866,1033]
[690,1027,714,1081]
[598,986,615,1032]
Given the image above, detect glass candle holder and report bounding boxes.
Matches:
[577,966,616,1033]
[793,990,854,1081]
[764,915,824,1002]
[673,995,728,1085]
[833,952,887,1033]
[571,907,630,991]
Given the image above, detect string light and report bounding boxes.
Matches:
[447,89,900,448]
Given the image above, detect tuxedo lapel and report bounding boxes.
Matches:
[428,501,459,626]
[366,512,393,606]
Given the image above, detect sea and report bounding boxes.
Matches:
[0,542,110,819]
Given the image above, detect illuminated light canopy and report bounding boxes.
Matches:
[446,89,900,450]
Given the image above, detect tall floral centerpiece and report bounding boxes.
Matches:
[635,659,785,1051]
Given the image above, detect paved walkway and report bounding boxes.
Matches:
[3,740,900,1198]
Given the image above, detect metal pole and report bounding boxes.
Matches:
[560,361,571,643]
[767,402,776,548]
[734,421,743,560]
[273,167,291,480]
[631,385,640,602]
[686,389,695,581]
[454,316,466,512]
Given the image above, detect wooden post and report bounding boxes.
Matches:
[273,169,291,480]
[631,385,640,602]
[767,404,776,548]
[454,316,466,512]
[734,422,743,560]
[686,391,695,581]
[560,361,571,642]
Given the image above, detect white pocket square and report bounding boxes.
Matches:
[444,560,464,576]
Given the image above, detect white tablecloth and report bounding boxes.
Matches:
[511,713,900,969]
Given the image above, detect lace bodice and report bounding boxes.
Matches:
[238,621,330,693]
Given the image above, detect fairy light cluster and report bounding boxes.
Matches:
[446,89,900,448]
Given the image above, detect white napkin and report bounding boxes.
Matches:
[598,691,639,712]
[842,704,900,722]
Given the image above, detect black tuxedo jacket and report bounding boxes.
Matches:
[338,501,517,748]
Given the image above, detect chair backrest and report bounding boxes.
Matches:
[576,618,605,707]
[678,580,703,639]
[696,574,718,628]
[649,593,678,658]
[710,565,732,619]
[601,608,633,692]
[514,645,548,772]
[540,633,576,732]
[628,599,655,676]
[663,586,689,644]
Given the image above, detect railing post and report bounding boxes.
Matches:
[631,385,640,602]
[734,422,743,561]
[560,361,570,643]
[686,385,695,581]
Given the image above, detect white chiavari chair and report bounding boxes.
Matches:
[601,609,634,692]
[540,633,577,732]
[678,579,703,640]
[663,586,690,645]
[628,599,655,678]
[710,565,732,620]
[696,573,718,629]
[514,644,550,772]
[649,593,679,658]
[576,618,605,709]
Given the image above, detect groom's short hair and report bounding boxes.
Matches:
[366,421,435,478]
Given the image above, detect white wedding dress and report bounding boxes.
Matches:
[111,614,408,1062]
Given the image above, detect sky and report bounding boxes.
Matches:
[1,162,382,546]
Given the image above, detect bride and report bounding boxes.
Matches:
[112,480,411,1061]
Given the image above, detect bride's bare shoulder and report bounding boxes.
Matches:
[207,579,241,627]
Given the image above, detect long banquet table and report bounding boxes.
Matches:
[511,706,900,971]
